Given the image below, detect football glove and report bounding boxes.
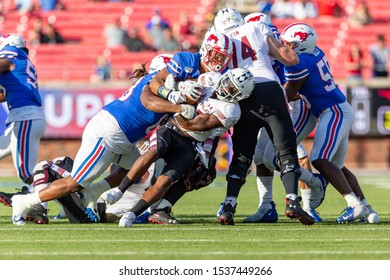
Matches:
[167,91,186,104]
[180,104,196,119]
[164,74,177,91]
[98,187,123,205]
[178,80,202,102]
[119,211,136,227]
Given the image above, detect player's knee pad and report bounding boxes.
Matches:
[226,154,252,183]
[276,148,300,178]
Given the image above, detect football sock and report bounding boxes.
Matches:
[300,188,311,210]
[344,192,361,207]
[224,196,237,207]
[256,176,273,208]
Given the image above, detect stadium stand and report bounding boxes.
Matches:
[0,0,216,82]
[218,0,390,81]
[0,0,389,82]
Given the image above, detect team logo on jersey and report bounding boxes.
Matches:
[294,31,313,42]
[184,67,193,74]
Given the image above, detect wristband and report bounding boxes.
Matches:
[157,86,172,99]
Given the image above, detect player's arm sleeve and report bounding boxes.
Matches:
[283,64,309,102]
[140,85,181,114]
[268,36,299,66]
[149,68,170,95]
[175,113,223,131]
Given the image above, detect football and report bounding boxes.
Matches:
[186,94,201,105]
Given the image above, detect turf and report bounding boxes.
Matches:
[0,174,390,260]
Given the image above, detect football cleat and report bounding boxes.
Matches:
[26,204,49,224]
[304,208,323,222]
[85,207,100,223]
[336,204,368,223]
[218,203,236,225]
[0,186,29,207]
[310,173,328,209]
[12,216,26,225]
[364,205,380,224]
[0,191,13,207]
[243,201,278,223]
[134,210,150,224]
[285,197,315,226]
[148,207,179,224]
[216,202,224,218]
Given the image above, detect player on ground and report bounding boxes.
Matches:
[98,68,255,227]
[10,53,198,225]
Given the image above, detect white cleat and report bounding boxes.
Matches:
[358,205,380,224]
[243,207,269,223]
[119,212,136,227]
[11,195,33,225]
[336,204,369,223]
[12,216,27,225]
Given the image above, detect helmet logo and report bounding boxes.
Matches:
[207,34,219,44]
[294,31,313,42]
[246,15,263,22]
[161,56,171,65]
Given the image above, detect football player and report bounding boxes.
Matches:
[10,53,196,225]
[98,68,255,227]
[0,34,46,185]
[281,22,379,223]
[238,13,326,223]
[213,8,314,226]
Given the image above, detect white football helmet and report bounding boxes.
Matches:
[0,33,27,50]
[214,8,245,34]
[280,23,318,55]
[149,53,173,73]
[199,26,216,56]
[215,68,255,103]
[201,32,233,72]
[244,12,273,26]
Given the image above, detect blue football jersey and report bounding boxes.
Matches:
[0,46,42,110]
[166,52,201,80]
[284,47,346,117]
[103,73,170,143]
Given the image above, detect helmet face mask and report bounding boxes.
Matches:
[0,33,27,50]
[214,8,245,34]
[201,32,233,72]
[280,23,318,55]
[215,68,255,103]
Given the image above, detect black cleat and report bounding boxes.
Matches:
[218,203,236,225]
[148,207,179,224]
[26,204,49,224]
[0,186,29,207]
[285,197,315,226]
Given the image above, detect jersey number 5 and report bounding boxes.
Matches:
[26,59,38,89]
[317,57,336,92]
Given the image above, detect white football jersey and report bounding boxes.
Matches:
[178,71,241,142]
[226,22,280,84]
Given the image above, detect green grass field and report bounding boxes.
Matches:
[1,173,390,260]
